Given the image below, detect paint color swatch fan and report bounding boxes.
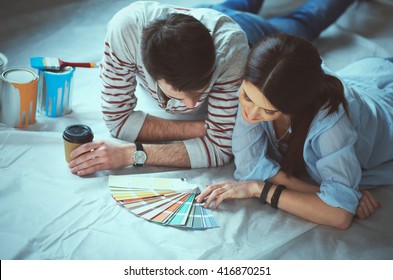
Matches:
[108,175,219,230]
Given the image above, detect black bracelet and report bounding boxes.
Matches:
[259,180,273,204]
[270,184,286,209]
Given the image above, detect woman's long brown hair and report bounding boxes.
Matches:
[244,34,349,177]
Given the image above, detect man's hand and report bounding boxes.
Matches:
[68,141,133,176]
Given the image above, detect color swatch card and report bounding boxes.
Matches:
[108,175,219,230]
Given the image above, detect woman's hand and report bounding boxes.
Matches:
[195,180,263,209]
[68,141,132,176]
[355,190,381,219]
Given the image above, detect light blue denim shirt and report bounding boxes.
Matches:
[233,57,393,214]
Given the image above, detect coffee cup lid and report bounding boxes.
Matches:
[63,124,94,143]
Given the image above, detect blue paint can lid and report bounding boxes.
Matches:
[63,124,94,144]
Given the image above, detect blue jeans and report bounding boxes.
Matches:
[197,0,354,47]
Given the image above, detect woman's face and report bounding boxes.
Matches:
[239,80,282,124]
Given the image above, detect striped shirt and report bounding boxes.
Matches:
[100,1,249,168]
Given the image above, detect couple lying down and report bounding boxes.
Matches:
[68,1,393,229]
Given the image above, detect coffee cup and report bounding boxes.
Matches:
[63,124,94,163]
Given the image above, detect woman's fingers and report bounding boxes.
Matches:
[356,206,367,220]
[198,182,243,208]
[359,200,371,217]
[196,183,224,203]
[203,185,227,209]
[356,190,381,219]
[362,190,381,209]
[212,189,234,209]
[196,181,259,209]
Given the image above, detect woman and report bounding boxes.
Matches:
[196,34,393,229]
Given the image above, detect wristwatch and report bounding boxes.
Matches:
[133,142,147,167]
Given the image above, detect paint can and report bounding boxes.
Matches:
[37,66,75,117]
[0,53,8,115]
[0,53,8,73]
[0,68,39,128]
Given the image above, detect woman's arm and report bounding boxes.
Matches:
[269,170,319,194]
[263,171,378,226]
[197,114,382,229]
[272,186,353,229]
[196,179,353,229]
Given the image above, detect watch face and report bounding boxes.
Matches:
[133,150,147,165]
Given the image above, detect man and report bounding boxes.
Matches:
[69,0,354,176]
[70,1,247,176]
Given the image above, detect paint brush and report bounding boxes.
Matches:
[30,57,98,71]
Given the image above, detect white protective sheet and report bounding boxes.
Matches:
[0,0,392,260]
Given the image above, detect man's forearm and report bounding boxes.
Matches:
[145,142,191,168]
[136,115,206,142]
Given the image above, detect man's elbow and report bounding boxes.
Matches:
[109,129,119,139]
[216,153,233,167]
[103,121,121,140]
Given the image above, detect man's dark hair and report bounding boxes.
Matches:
[141,13,216,93]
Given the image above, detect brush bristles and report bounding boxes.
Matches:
[30,57,60,70]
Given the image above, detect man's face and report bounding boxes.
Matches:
[157,79,206,109]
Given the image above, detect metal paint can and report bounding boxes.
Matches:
[0,68,39,128]
[0,53,8,73]
[37,66,75,117]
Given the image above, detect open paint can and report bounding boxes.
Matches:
[0,53,8,73]
[37,66,75,117]
[0,68,39,128]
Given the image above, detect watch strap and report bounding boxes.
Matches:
[135,142,144,152]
